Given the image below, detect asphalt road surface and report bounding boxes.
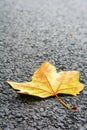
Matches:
[0,0,87,130]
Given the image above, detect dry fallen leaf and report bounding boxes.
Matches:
[7,62,84,110]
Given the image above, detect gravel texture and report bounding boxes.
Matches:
[0,0,87,129]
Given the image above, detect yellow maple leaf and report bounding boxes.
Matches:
[7,62,84,110]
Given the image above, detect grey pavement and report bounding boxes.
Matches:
[0,0,87,130]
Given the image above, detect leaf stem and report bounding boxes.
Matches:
[55,95,77,110]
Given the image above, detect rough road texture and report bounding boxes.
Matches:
[0,0,87,130]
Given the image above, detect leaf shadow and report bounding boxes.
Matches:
[16,93,74,105]
[16,93,44,104]
[58,93,73,97]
